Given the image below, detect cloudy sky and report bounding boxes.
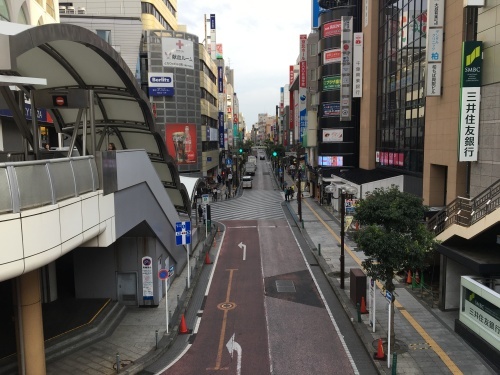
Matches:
[177,1,312,130]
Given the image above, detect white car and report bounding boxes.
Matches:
[242,176,253,189]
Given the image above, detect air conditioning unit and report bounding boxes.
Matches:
[77,7,86,14]
[66,6,75,14]
[59,6,67,13]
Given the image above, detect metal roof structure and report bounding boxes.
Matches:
[0,21,190,214]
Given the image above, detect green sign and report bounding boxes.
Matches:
[461,41,482,87]
[323,75,341,91]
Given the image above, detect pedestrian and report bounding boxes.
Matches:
[217,174,222,184]
[225,187,230,200]
[108,142,116,150]
[285,187,289,201]
[217,187,221,200]
[290,186,294,200]
[212,187,217,201]
[198,204,203,223]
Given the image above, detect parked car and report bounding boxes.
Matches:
[242,175,253,189]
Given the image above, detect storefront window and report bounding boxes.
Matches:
[376,0,427,174]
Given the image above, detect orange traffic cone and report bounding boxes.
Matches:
[204,251,212,265]
[373,338,386,360]
[179,314,189,334]
[360,296,368,314]
[406,270,412,284]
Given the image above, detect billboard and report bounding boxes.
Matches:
[162,38,194,70]
[165,123,197,164]
[148,73,174,96]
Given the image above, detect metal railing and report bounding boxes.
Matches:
[0,156,98,214]
[428,179,500,235]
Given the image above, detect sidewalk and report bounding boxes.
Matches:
[281,172,496,375]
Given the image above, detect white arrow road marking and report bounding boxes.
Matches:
[238,242,246,260]
[226,333,242,375]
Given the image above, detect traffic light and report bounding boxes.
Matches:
[239,148,243,154]
[272,151,277,157]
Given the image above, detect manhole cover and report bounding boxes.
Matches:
[276,280,296,293]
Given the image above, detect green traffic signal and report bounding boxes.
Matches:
[272,151,277,157]
[239,148,243,153]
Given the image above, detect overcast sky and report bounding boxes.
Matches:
[177,1,312,130]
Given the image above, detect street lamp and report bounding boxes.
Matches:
[340,188,346,289]
[297,145,303,222]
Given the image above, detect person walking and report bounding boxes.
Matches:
[285,187,289,201]
[212,187,217,202]
[198,204,203,223]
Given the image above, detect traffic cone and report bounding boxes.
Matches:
[406,270,412,284]
[360,296,368,314]
[179,314,189,334]
[204,251,212,265]
[373,338,386,360]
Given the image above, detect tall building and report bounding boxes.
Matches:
[308,0,500,363]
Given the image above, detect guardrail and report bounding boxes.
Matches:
[0,156,98,214]
[428,179,500,235]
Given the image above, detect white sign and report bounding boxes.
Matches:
[459,87,480,161]
[323,129,343,142]
[141,256,154,300]
[428,0,445,27]
[464,0,485,5]
[427,28,443,62]
[162,38,194,70]
[364,0,369,27]
[353,33,363,98]
[426,62,442,96]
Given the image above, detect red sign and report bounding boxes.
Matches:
[300,61,307,88]
[324,49,341,64]
[289,65,295,86]
[165,123,197,165]
[52,95,67,107]
[323,20,342,38]
[233,114,238,124]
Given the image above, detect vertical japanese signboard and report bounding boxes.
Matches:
[142,256,154,301]
[299,35,307,143]
[459,41,482,162]
[210,14,216,60]
[425,0,444,96]
[352,33,363,98]
[340,16,353,121]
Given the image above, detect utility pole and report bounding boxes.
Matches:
[297,145,303,222]
[340,189,346,289]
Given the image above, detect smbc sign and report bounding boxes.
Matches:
[461,41,482,87]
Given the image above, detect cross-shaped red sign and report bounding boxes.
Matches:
[176,40,184,49]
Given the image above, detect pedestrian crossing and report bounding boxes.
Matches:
[210,189,285,221]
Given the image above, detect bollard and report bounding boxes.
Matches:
[116,353,120,373]
[392,352,398,374]
[318,243,321,257]
[177,294,180,305]
[155,329,158,350]
[356,303,361,322]
[301,220,304,229]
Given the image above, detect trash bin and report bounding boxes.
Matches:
[350,268,367,307]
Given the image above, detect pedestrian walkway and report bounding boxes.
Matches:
[280,171,496,375]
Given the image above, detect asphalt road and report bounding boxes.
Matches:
[164,217,357,374]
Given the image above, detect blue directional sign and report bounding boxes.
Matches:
[175,221,191,245]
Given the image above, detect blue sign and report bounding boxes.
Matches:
[226,158,232,166]
[0,103,53,123]
[158,269,169,280]
[218,111,225,148]
[386,291,393,303]
[175,221,191,245]
[148,73,174,97]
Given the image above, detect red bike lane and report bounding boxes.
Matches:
[166,220,270,375]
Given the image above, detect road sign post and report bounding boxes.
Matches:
[176,221,191,288]
[370,277,376,332]
[158,268,169,332]
[386,290,393,368]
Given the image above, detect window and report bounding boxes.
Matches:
[0,0,10,21]
[17,5,27,24]
[96,30,111,44]
[46,0,55,18]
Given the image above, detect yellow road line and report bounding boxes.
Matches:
[303,200,462,375]
[211,268,236,370]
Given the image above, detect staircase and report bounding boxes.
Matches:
[427,179,500,240]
